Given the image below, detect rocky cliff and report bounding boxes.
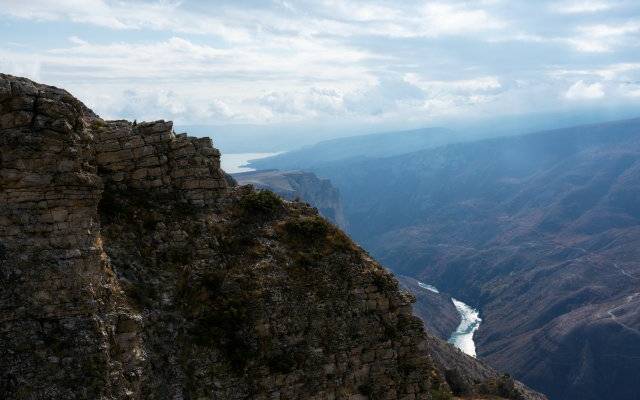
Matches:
[0,74,544,400]
[233,169,347,229]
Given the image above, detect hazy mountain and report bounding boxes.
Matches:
[246,127,464,170]
[258,117,640,400]
[177,107,640,154]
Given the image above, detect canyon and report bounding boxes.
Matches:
[257,119,640,400]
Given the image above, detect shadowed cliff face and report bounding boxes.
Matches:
[0,74,545,400]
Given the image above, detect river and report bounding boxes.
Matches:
[448,298,482,357]
[417,281,482,357]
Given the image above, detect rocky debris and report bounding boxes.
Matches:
[0,74,545,400]
[233,169,348,229]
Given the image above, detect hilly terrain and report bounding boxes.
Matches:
[318,120,640,400]
[0,74,546,399]
[258,118,640,400]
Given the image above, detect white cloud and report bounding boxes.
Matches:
[2,33,379,124]
[255,87,346,119]
[0,55,42,81]
[111,89,234,122]
[0,0,128,28]
[335,2,507,38]
[342,77,426,117]
[623,85,640,97]
[565,80,606,99]
[0,0,252,42]
[0,0,508,41]
[41,36,376,85]
[550,63,640,81]
[419,3,506,37]
[1,0,638,126]
[566,21,640,52]
[405,74,503,95]
[553,0,615,14]
[68,36,88,45]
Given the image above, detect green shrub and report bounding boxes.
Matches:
[166,246,192,265]
[479,374,522,399]
[238,190,283,215]
[190,297,254,370]
[266,351,297,374]
[372,270,397,292]
[186,273,259,371]
[430,388,453,400]
[284,215,329,240]
[358,383,374,396]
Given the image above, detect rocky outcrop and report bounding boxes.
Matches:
[0,74,545,400]
[95,119,227,204]
[233,169,347,229]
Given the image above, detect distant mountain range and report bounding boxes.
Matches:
[178,106,640,153]
[255,117,640,400]
[247,127,465,170]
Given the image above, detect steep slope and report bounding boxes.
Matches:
[0,74,545,400]
[293,118,640,400]
[232,169,347,229]
[397,276,459,341]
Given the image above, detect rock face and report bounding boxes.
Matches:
[0,74,544,400]
[233,169,348,229]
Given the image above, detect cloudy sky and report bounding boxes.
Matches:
[1,0,640,128]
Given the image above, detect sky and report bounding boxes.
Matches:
[1,0,640,132]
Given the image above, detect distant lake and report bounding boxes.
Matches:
[221,152,281,174]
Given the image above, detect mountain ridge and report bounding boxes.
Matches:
[247,127,459,170]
